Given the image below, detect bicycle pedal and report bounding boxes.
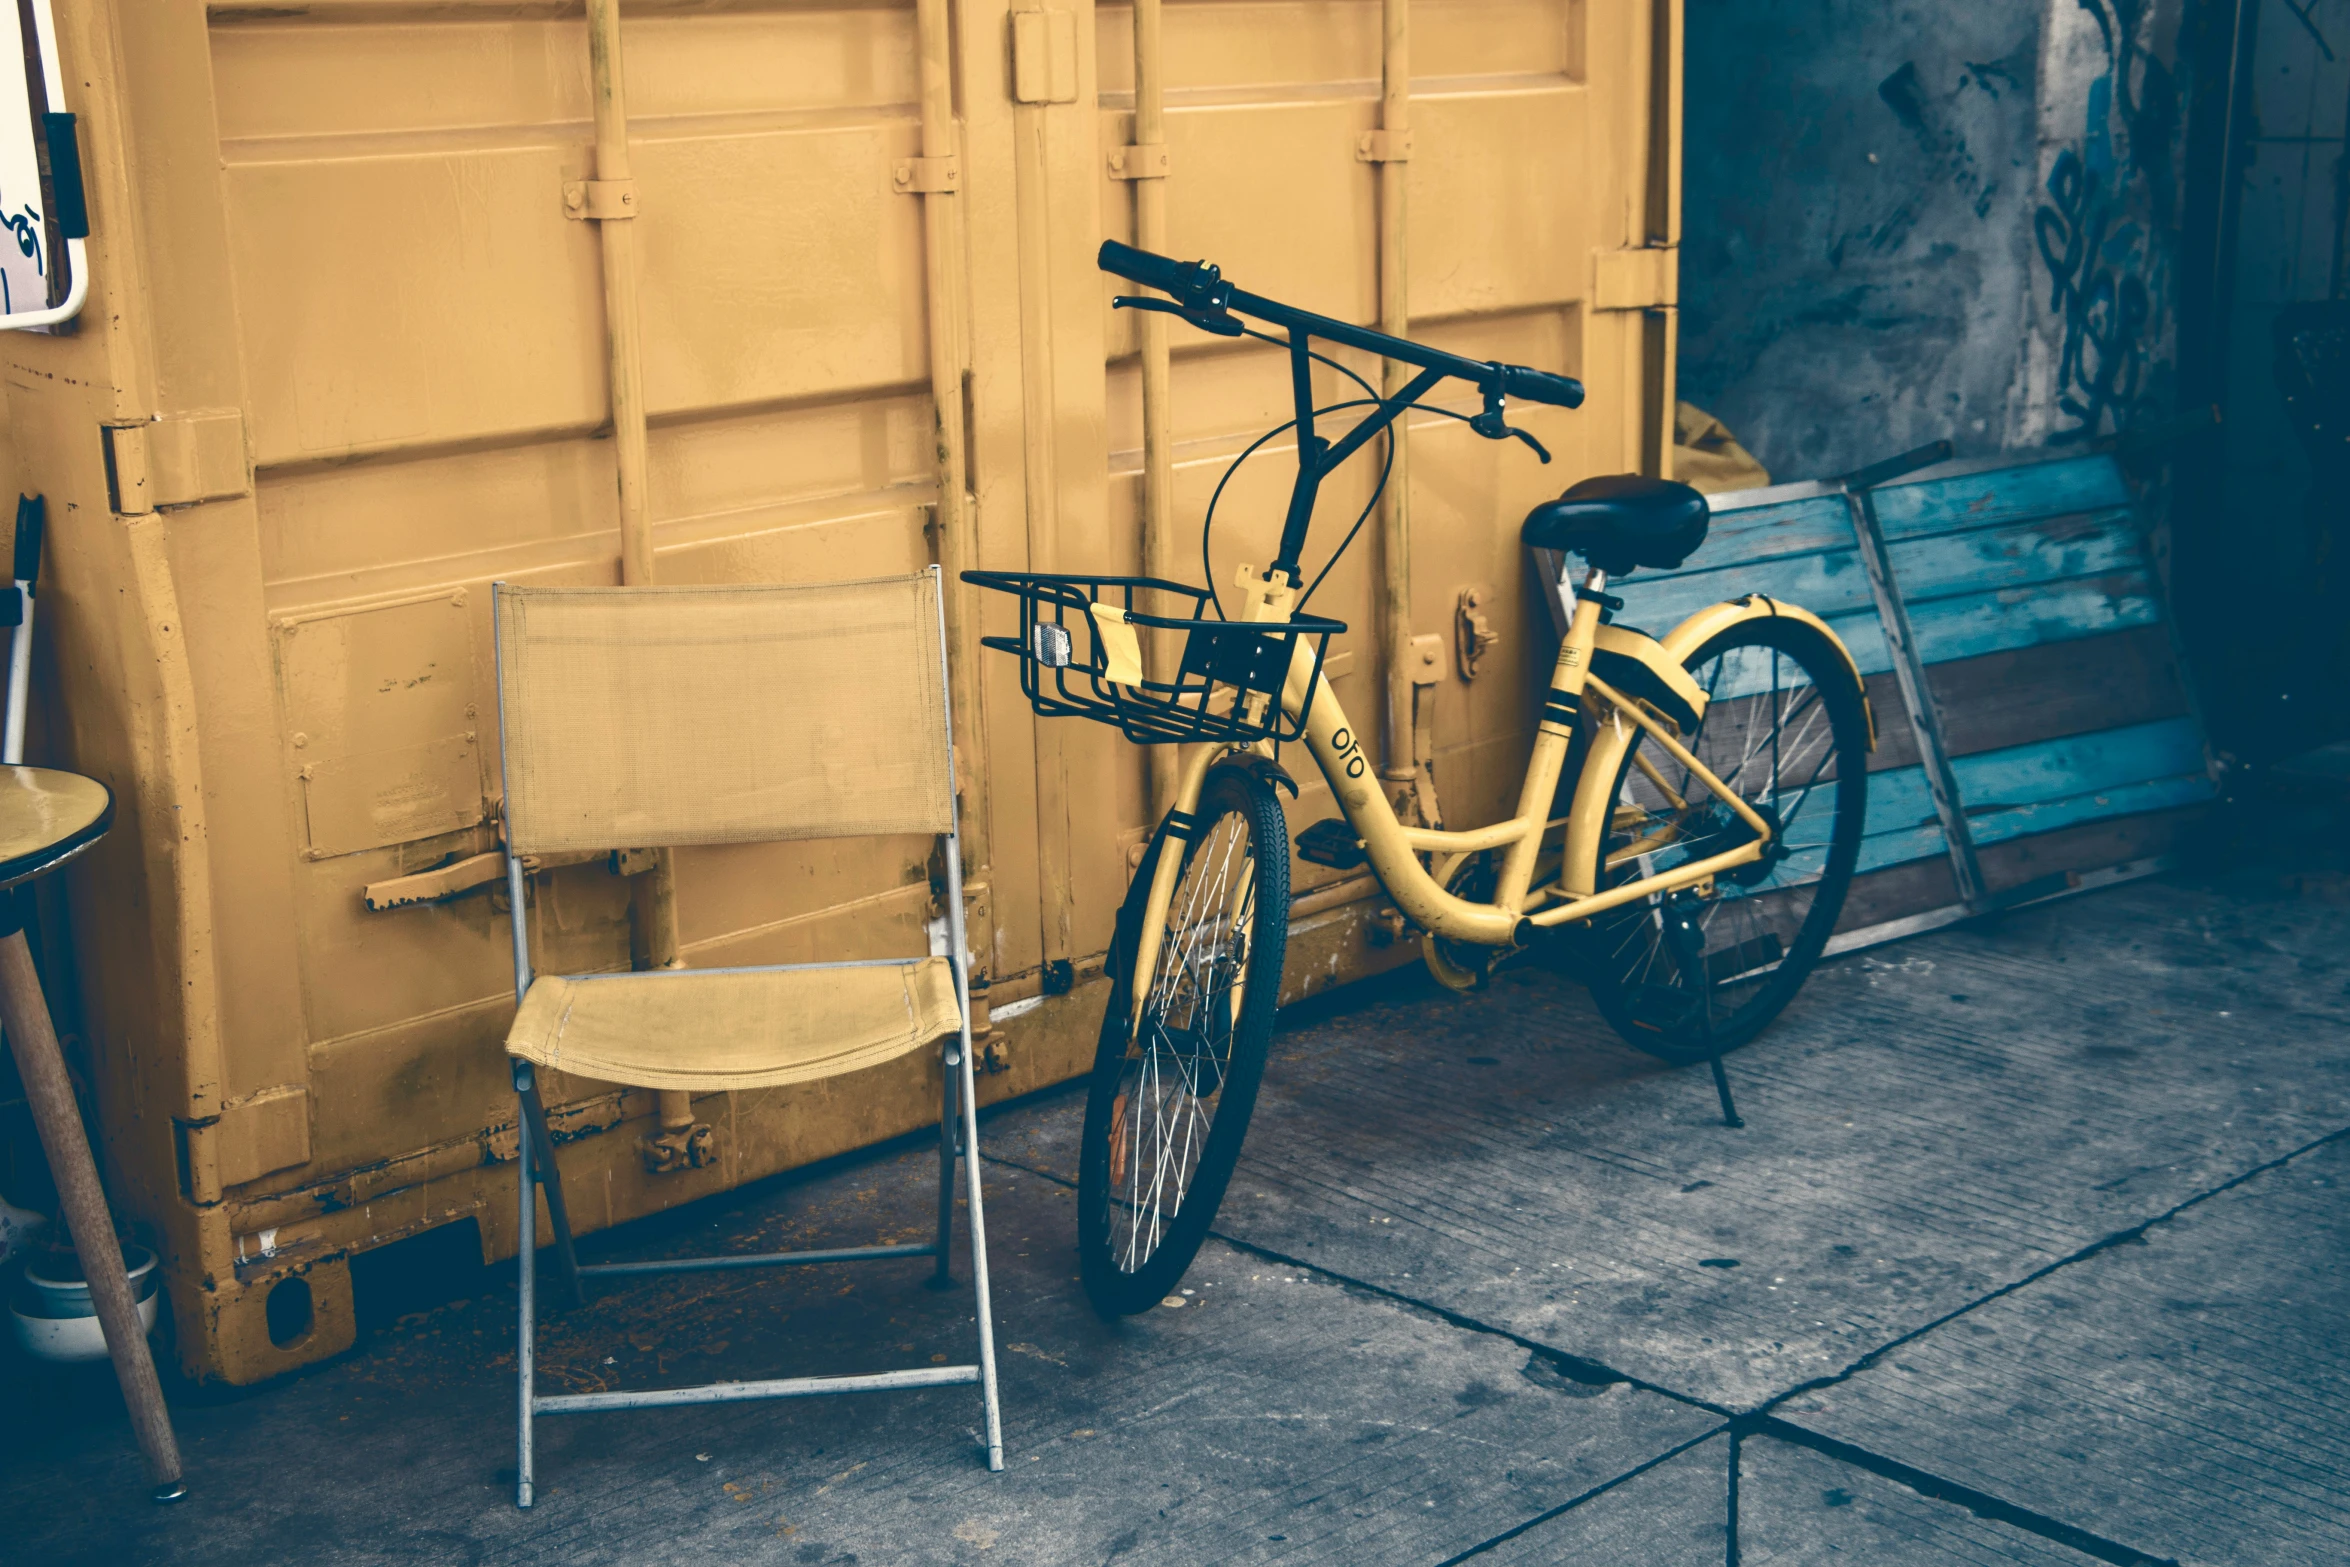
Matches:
[1295,818,1367,870]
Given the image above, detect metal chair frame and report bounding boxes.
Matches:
[494,566,1003,1508]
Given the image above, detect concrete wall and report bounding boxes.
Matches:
[1679,0,2190,482]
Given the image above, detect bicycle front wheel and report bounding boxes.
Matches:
[1078,767,1288,1317]
[1578,616,1869,1065]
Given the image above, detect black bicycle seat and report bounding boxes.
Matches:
[1520,474,1709,575]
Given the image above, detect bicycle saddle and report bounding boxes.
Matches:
[1520,474,1709,575]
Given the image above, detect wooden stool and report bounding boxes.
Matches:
[0,763,184,1500]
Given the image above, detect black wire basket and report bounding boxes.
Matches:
[962,571,1344,745]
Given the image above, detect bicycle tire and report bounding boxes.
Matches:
[1077,767,1289,1317]
[1575,617,1869,1065]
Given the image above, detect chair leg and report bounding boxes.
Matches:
[519,1083,584,1308]
[516,1096,538,1510]
[955,1029,1004,1471]
[929,1035,958,1289]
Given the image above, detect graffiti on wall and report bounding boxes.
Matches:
[2031,0,2181,442]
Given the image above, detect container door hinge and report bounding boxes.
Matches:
[1107,143,1169,180]
[1592,246,1679,311]
[1009,9,1079,104]
[562,178,638,221]
[1355,129,1412,163]
[892,156,962,194]
[103,412,249,515]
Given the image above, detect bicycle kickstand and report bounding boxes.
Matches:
[1660,893,1744,1129]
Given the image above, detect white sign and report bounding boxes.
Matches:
[0,0,50,316]
[0,0,84,330]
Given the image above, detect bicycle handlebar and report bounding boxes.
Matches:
[1099,240,1585,410]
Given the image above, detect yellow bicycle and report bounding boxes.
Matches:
[969,241,1875,1316]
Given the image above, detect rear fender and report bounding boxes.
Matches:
[1557,595,1874,898]
[1658,594,1875,750]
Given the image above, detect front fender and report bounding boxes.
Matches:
[1659,594,1876,751]
[1212,751,1300,799]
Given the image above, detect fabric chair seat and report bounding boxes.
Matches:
[505,958,962,1093]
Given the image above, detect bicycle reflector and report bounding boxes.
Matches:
[1031,621,1073,668]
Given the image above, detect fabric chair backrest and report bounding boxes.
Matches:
[495,573,953,856]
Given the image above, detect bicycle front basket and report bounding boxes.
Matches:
[962,571,1343,745]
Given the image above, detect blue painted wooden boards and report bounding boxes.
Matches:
[1612,451,2213,932]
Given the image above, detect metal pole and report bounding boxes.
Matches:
[932,568,1003,1470]
[581,0,694,1146]
[1010,6,1075,989]
[515,1058,538,1509]
[1374,0,1418,800]
[0,929,184,1500]
[1132,0,1180,820]
[5,590,32,764]
[914,0,991,880]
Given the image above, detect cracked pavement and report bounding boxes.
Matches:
[3,866,2345,1565]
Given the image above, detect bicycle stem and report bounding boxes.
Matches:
[1270,345,1446,584]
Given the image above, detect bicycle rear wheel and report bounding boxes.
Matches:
[1078,767,1288,1317]
[1578,617,1869,1065]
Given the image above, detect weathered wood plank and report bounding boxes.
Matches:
[1926,625,2190,760]
[1886,509,2144,604]
[1869,455,2130,540]
[1952,716,2206,812]
[1905,571,2163,665]
[1974,803,2201,895]
[1832,852,1960,931]
[1701,494,1854,559]
[1767,718,2210,885]
[1619,549,1878,628]
[1629,574,2166,704]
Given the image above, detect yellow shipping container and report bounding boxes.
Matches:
[0,0,1679,1382]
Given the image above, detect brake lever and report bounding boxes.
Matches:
[1469,392,1552,463]
[1112,293,1246,338]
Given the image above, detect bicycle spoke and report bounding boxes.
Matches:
[1108,804,1261,1276]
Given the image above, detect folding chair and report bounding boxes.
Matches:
[492,567,1003,1508]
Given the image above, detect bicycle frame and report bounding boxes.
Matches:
[1120,558,1870,1033]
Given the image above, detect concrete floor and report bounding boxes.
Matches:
[3,851,2346,1565]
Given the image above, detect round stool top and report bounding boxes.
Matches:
[0,766,113,890]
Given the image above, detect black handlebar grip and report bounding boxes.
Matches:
[12,495,43,588]
[1097,239,1200,297]
[1495,364,1586,410]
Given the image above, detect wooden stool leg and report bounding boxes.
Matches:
[0,929,186,1500]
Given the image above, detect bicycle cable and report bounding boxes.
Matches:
[1199,328,1480,616]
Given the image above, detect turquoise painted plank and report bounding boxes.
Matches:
[1854,822,1953,875]
[1967,772,2216,846]
[1828,614,1894,676]
[1886,509,2147,605]
[1699,495,1854,561]
[1871,456,2130,540]
[1908,572,2162,665]
[1621,561,2152,686]
[1950,716,2205,809]
[1613,548,1877,630]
